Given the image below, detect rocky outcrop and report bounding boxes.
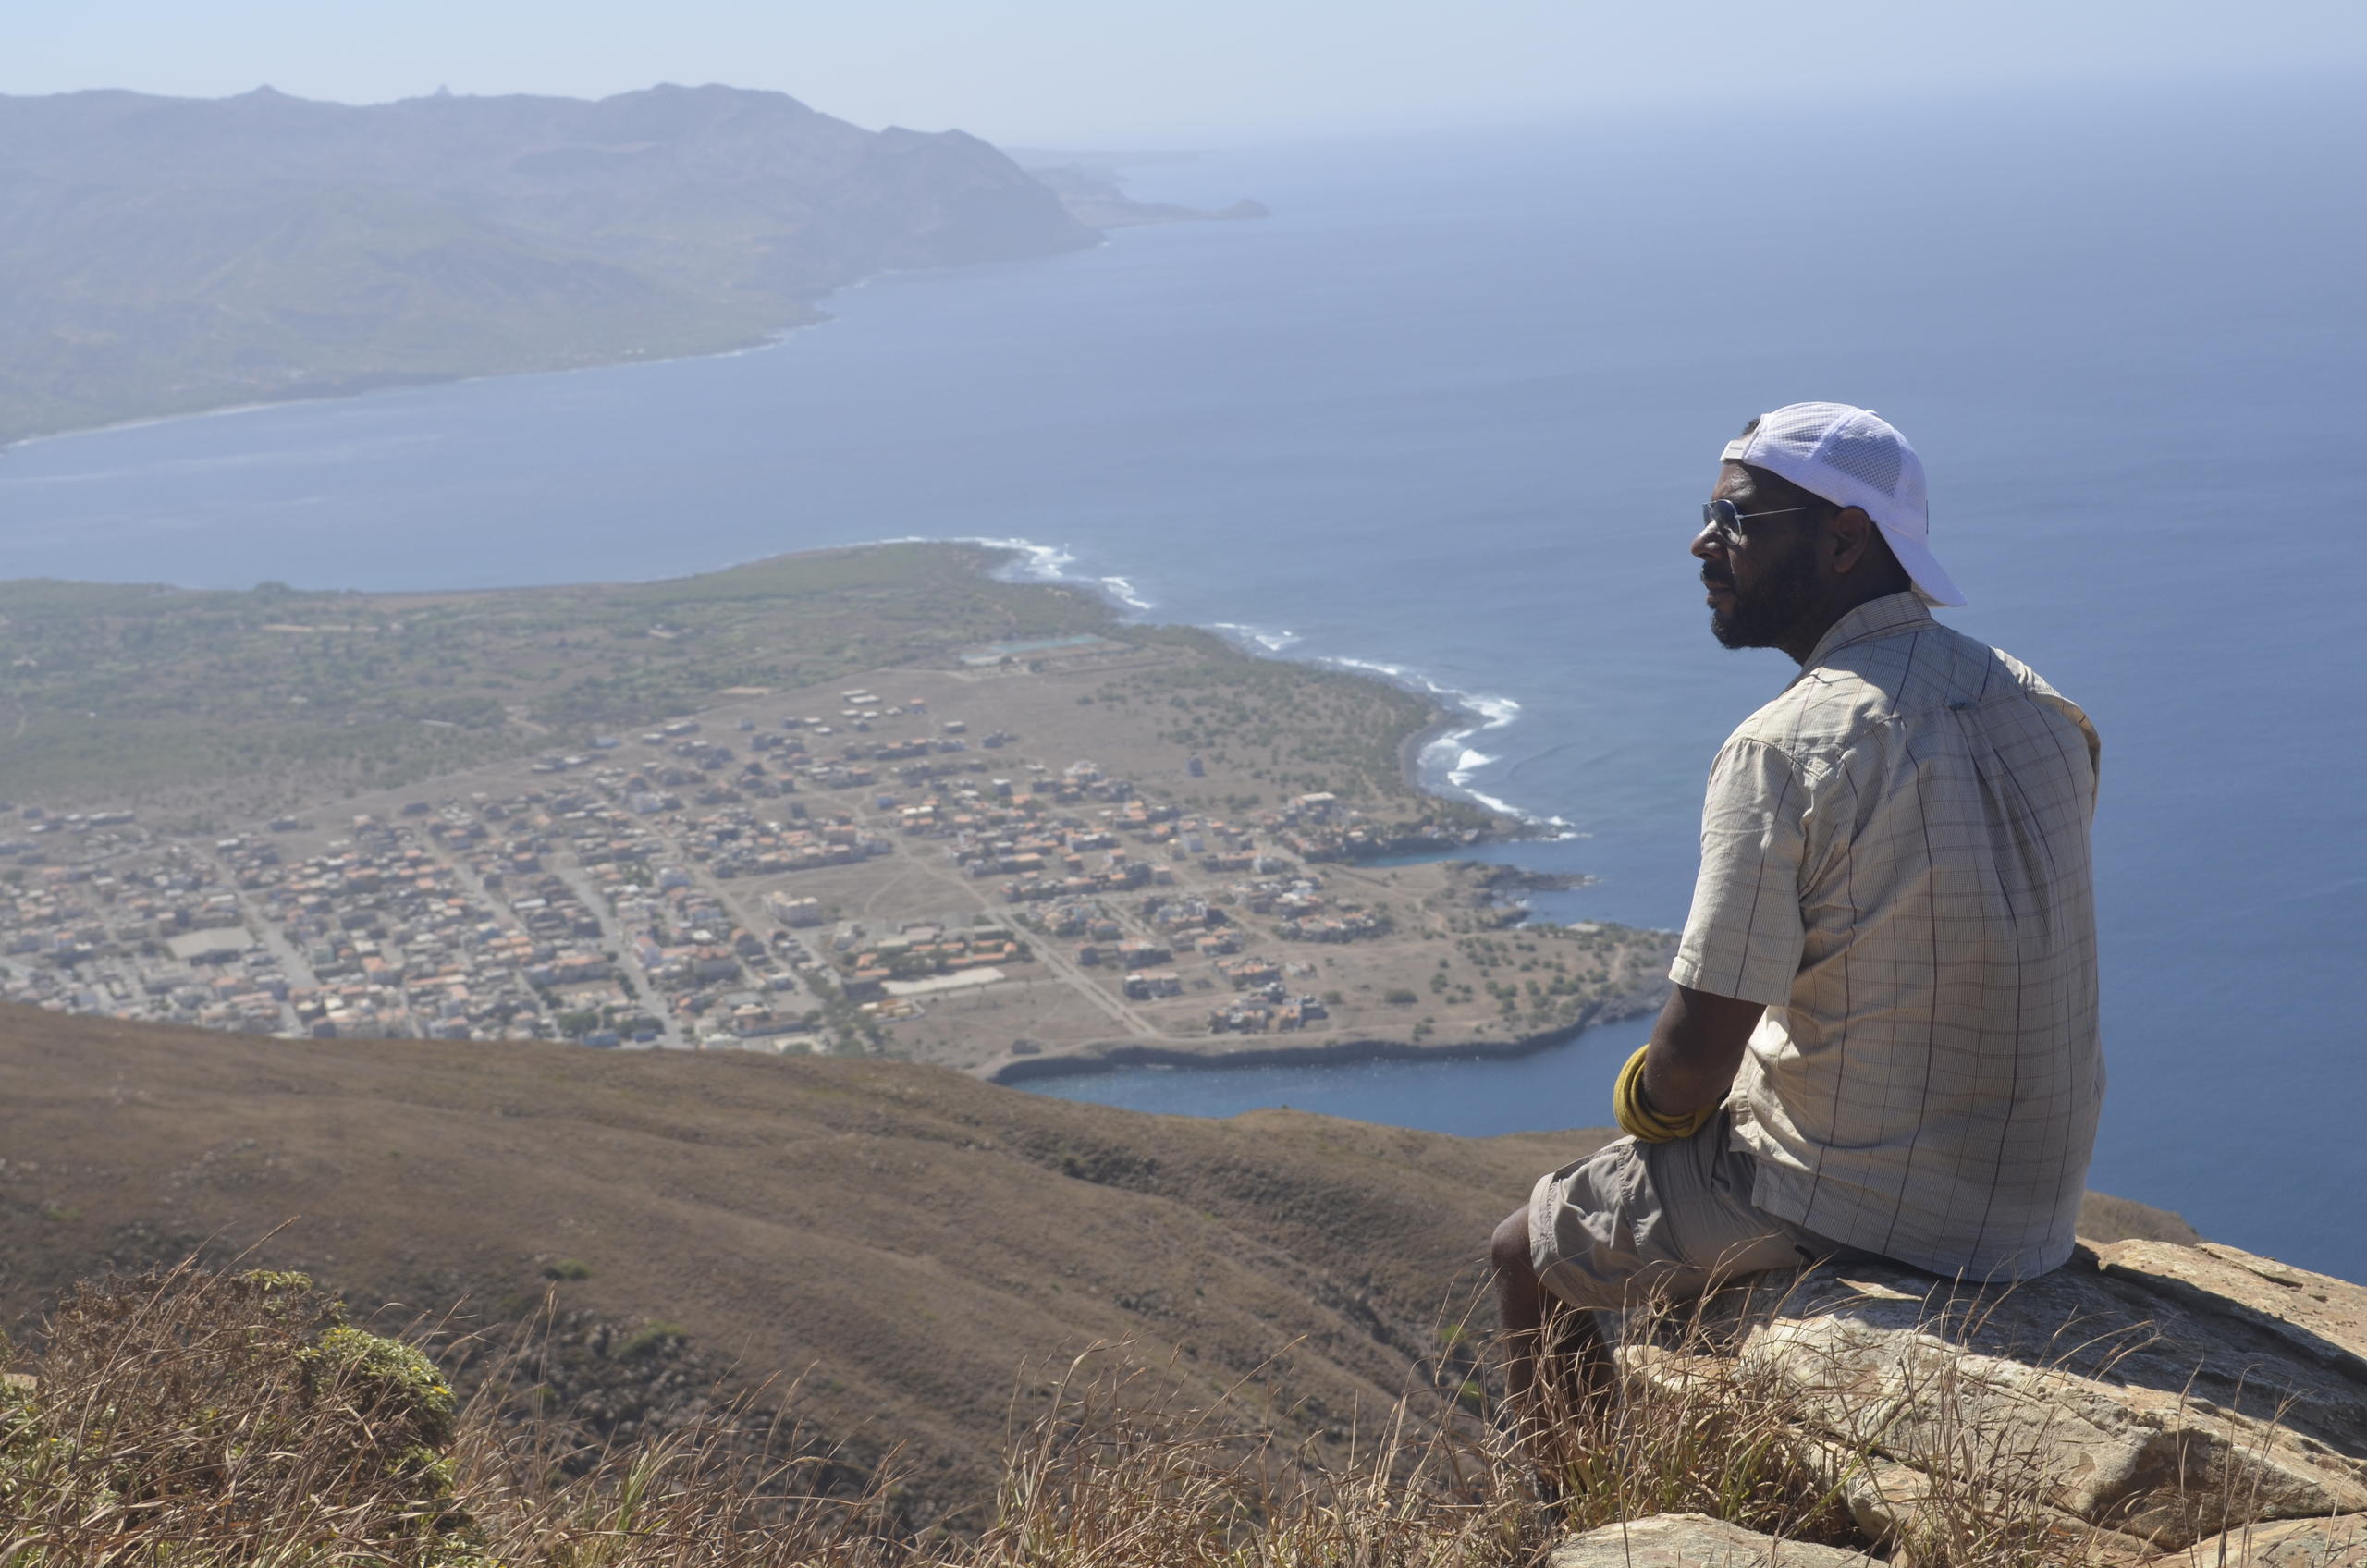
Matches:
[1547,1513,1875,1565]
[2152,1516,2367,1566]
[1605,1240,2367,1561]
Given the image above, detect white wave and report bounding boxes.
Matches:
[1465,692,1522,729]
[1326,655,1413,680]
[961,535,1076,582]
[1308,653,1568,826]
[1460,784,1537,821]
[1098,574,1153,611]
[854,533,1159,615]
[1447,748,1495,786]
[966,537,1154,612]
[1324,656,1518,729]
[822,533,1574,828]
[1211,621,1303,654]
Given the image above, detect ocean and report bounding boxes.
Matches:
[3,76,2361,1277]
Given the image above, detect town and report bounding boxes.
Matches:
[0,655,1675,1079]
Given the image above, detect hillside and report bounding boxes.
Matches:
[0,83,1096,442]
[0,1002,2198,1527]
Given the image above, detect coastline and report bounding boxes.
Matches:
[0,228,1151,455]
[969,536,1559,845]
[0,239,1104,454]
[986,986,1667,1087]
[0,320,802,456]
[936,545,1663,1092]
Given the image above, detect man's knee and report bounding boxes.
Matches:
[1490,1207,1533,1281]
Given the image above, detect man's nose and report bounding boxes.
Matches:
[1689,526,1723,562]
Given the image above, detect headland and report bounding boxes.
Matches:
[0,541,1673,1079]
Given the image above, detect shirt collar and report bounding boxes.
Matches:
[1797,591,1935,673]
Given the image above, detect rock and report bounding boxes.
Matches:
[1547,1513,1876,1566]
[2081,1193,2205,1246]
[1690,1243,2367,1551]
[1790,1435,2156,1562]
[2094,1241,2367,1380]
[2147,1515,2367,1565]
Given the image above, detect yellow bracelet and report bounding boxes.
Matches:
[1613,1045,1713,1144]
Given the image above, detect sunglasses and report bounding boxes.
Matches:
[1699,498,1809,544]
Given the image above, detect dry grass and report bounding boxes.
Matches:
[1524,1305,1858,1549]
[1577,1280,2103,1568]
[0,1262,1545,1568]
[0,1263,2276,1568]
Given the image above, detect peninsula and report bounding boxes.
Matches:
[0,542,1672,1079]
[0,85,1253,445]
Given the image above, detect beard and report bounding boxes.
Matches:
[1707,540,1820,650]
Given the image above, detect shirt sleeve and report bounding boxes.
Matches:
[1670,736,1809,1008]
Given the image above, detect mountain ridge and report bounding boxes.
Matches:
[0,82,1098,443]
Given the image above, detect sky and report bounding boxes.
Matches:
[10,0,2367,144]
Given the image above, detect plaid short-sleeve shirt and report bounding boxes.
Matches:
[1671,592,2104,1279]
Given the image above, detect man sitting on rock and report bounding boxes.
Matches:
[1491,403,2105,1423]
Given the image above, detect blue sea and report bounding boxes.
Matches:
[4,77,2361,1276]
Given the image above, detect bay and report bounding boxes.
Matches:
[3,77,2361,1275]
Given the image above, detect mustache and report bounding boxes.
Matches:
[1700,568,1735,590]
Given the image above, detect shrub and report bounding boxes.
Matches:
[614,1320,690,1360]
[300,1323,459,1449]
[1,1266,480,1560]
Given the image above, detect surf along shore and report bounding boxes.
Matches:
[0,540,1673,1082]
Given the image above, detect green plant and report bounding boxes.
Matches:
[300,1324,459,1449]
[614,1321,690,1360]
[2,1265,478,1562]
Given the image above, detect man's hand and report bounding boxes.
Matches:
[1639,984,1765,1118]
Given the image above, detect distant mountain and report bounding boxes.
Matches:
[0,84,1098,442]
[1019,159,1271,228]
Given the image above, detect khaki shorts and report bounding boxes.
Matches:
[1527,1110,1869,1314]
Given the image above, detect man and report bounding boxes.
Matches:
[1490,402,2104,1421]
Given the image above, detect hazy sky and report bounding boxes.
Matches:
[13,0,2367,143]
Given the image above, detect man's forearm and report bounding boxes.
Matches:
[1639,984,1764,1117]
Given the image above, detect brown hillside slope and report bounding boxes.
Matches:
[0,1004,1600,1516]
[0,1003,2194,1524]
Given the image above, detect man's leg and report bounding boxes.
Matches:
[1490,1207,1612,1434]
[1497,1115,1822,1442]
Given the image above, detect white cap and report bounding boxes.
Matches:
[1721,402,1965,607]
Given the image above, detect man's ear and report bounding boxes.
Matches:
[1826,507,1877,575]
